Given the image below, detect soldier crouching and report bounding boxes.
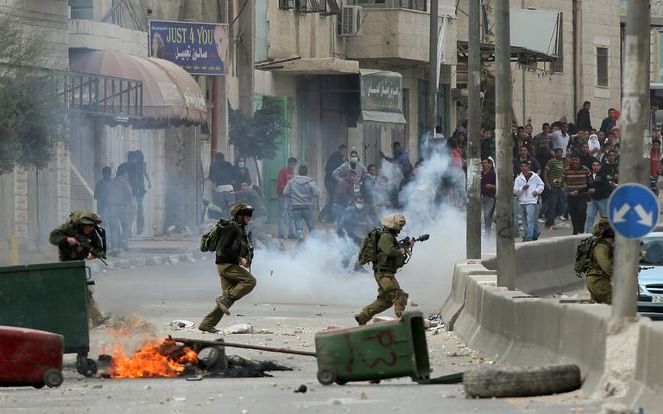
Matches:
[49,210,108,327]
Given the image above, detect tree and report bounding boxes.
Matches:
[229,104,288,188]
[0,14,67,175]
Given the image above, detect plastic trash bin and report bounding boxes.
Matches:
[0,261,97,376]
[0,326,64,388]
[314,311,431,385]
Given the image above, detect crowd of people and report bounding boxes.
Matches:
[93,150,151,255]
[480,102,662,241]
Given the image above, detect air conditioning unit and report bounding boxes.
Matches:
[338,5,362,36]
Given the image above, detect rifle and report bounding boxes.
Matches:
[246,230,254,271]
[75,226,108,266]
[398,233,430,263]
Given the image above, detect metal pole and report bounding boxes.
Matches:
[427,0,439,133]
[466,0,482,259]
[171,337,317,357]
[612,0,650,320]
[494,0,516,289]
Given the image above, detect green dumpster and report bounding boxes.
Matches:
[314,311,431,385]
[0,261,97,376]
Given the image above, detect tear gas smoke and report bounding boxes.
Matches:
[251,136,479,311]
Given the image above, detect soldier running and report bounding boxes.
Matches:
[49,210,107,327]
[354,213,414,325]
[199,203,257,333]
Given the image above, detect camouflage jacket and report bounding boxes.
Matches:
[49,222,104,262]
[587,239,613,279]
[375,231,406,273]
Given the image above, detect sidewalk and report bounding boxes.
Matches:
[0,235,208,273]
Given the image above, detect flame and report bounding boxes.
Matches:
[110,339,198,378]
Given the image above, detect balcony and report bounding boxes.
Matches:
[344,8,456,65]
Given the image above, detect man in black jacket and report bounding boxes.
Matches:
[576,101,593,132]
[199,203,256,333]
[584,161,612,232]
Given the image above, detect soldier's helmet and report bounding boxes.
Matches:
[592,217,612,237]
[229,203,254,218]
[381,214,406,231]
[70,210,102,225]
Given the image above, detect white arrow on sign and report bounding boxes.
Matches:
[613,204,630,223]
[634,204,654,227]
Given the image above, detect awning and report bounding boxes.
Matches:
[70,50,207,128]
[255,57,359,75]
[359,69,406,125]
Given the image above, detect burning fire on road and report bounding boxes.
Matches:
[108,339,198,378]
[99,337,293,379]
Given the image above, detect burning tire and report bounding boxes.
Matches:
[76,356,97,377]
[463,364,581,398]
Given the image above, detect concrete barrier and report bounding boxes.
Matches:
[624,321,663,411]
[443,261,610,393]
[482,235,585,296]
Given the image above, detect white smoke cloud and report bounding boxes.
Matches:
[250,135,486,313]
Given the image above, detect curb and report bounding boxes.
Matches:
[89,250,210,274]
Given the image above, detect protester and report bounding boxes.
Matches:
[276,157,298,239]
[564,155,590,235]
[381,142,414,179]
[543,148,566,229]
[283,165,320,241]
[322,144,347,223]
[480,158,496,236]
[576,101,593,132]
[585,161,612,232]
[513,161,545,241]
[94,166,112,220]
[233,157,251,190]
[105,164,134,251]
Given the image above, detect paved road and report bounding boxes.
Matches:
[1,261,606,413]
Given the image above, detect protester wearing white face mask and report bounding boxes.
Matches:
[332,150,368,189]
[233,158,251,191]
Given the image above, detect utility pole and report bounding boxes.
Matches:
[210,0,228,156]
[466,0,481,259]
[612,0,650,320]
[494,0,516,289]
[238,0,255,118]
[427,0,439,133]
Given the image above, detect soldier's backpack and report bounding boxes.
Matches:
[358,228,383,266]
[574,236,599,278]
[200,219,231,253]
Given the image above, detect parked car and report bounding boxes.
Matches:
[638,232,663,316]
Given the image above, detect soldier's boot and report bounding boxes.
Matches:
[394,292,409,318]
[354,313,369,326]
[198,325,220,334]
[215,296,232,316]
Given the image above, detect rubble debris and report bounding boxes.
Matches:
[185,374,204,381]
[168,320,196,329]
[294,384,307,393]
[223,324,254,334]
[373,316,397,323]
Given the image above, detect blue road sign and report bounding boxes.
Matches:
[608,183,660,239]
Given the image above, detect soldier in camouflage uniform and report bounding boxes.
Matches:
[586,218,615,304]
[199,203,257,333]
[354,214,414,325]
[49,210,107,326]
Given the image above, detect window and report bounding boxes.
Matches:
[597,47,609,87]
[348,0,425,10]
[279,0,294,9]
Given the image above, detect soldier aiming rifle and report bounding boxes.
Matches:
[354,214,429,325]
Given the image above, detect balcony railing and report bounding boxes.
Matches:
[59,71,143,118]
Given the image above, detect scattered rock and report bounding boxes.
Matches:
[599,403,634,414]
[91,385,102,389]
[168,320,195,329]
[360,392,368,400]
[332,400,342,405]
[224,324,254,334]
[294,384,307,393]
[373,316,397,323]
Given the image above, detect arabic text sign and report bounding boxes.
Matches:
[608,183,659,239]
[360,70,402,113]
[149,20,228,75]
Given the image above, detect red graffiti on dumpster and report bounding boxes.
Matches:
[362,328,398,368]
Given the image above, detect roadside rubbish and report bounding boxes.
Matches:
[314,311,463,386]
[168,320,195,329]
[223,324,254,334]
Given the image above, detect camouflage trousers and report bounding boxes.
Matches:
[200,263,257,329]
[356,272,408,324]
[586,275,612,304]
